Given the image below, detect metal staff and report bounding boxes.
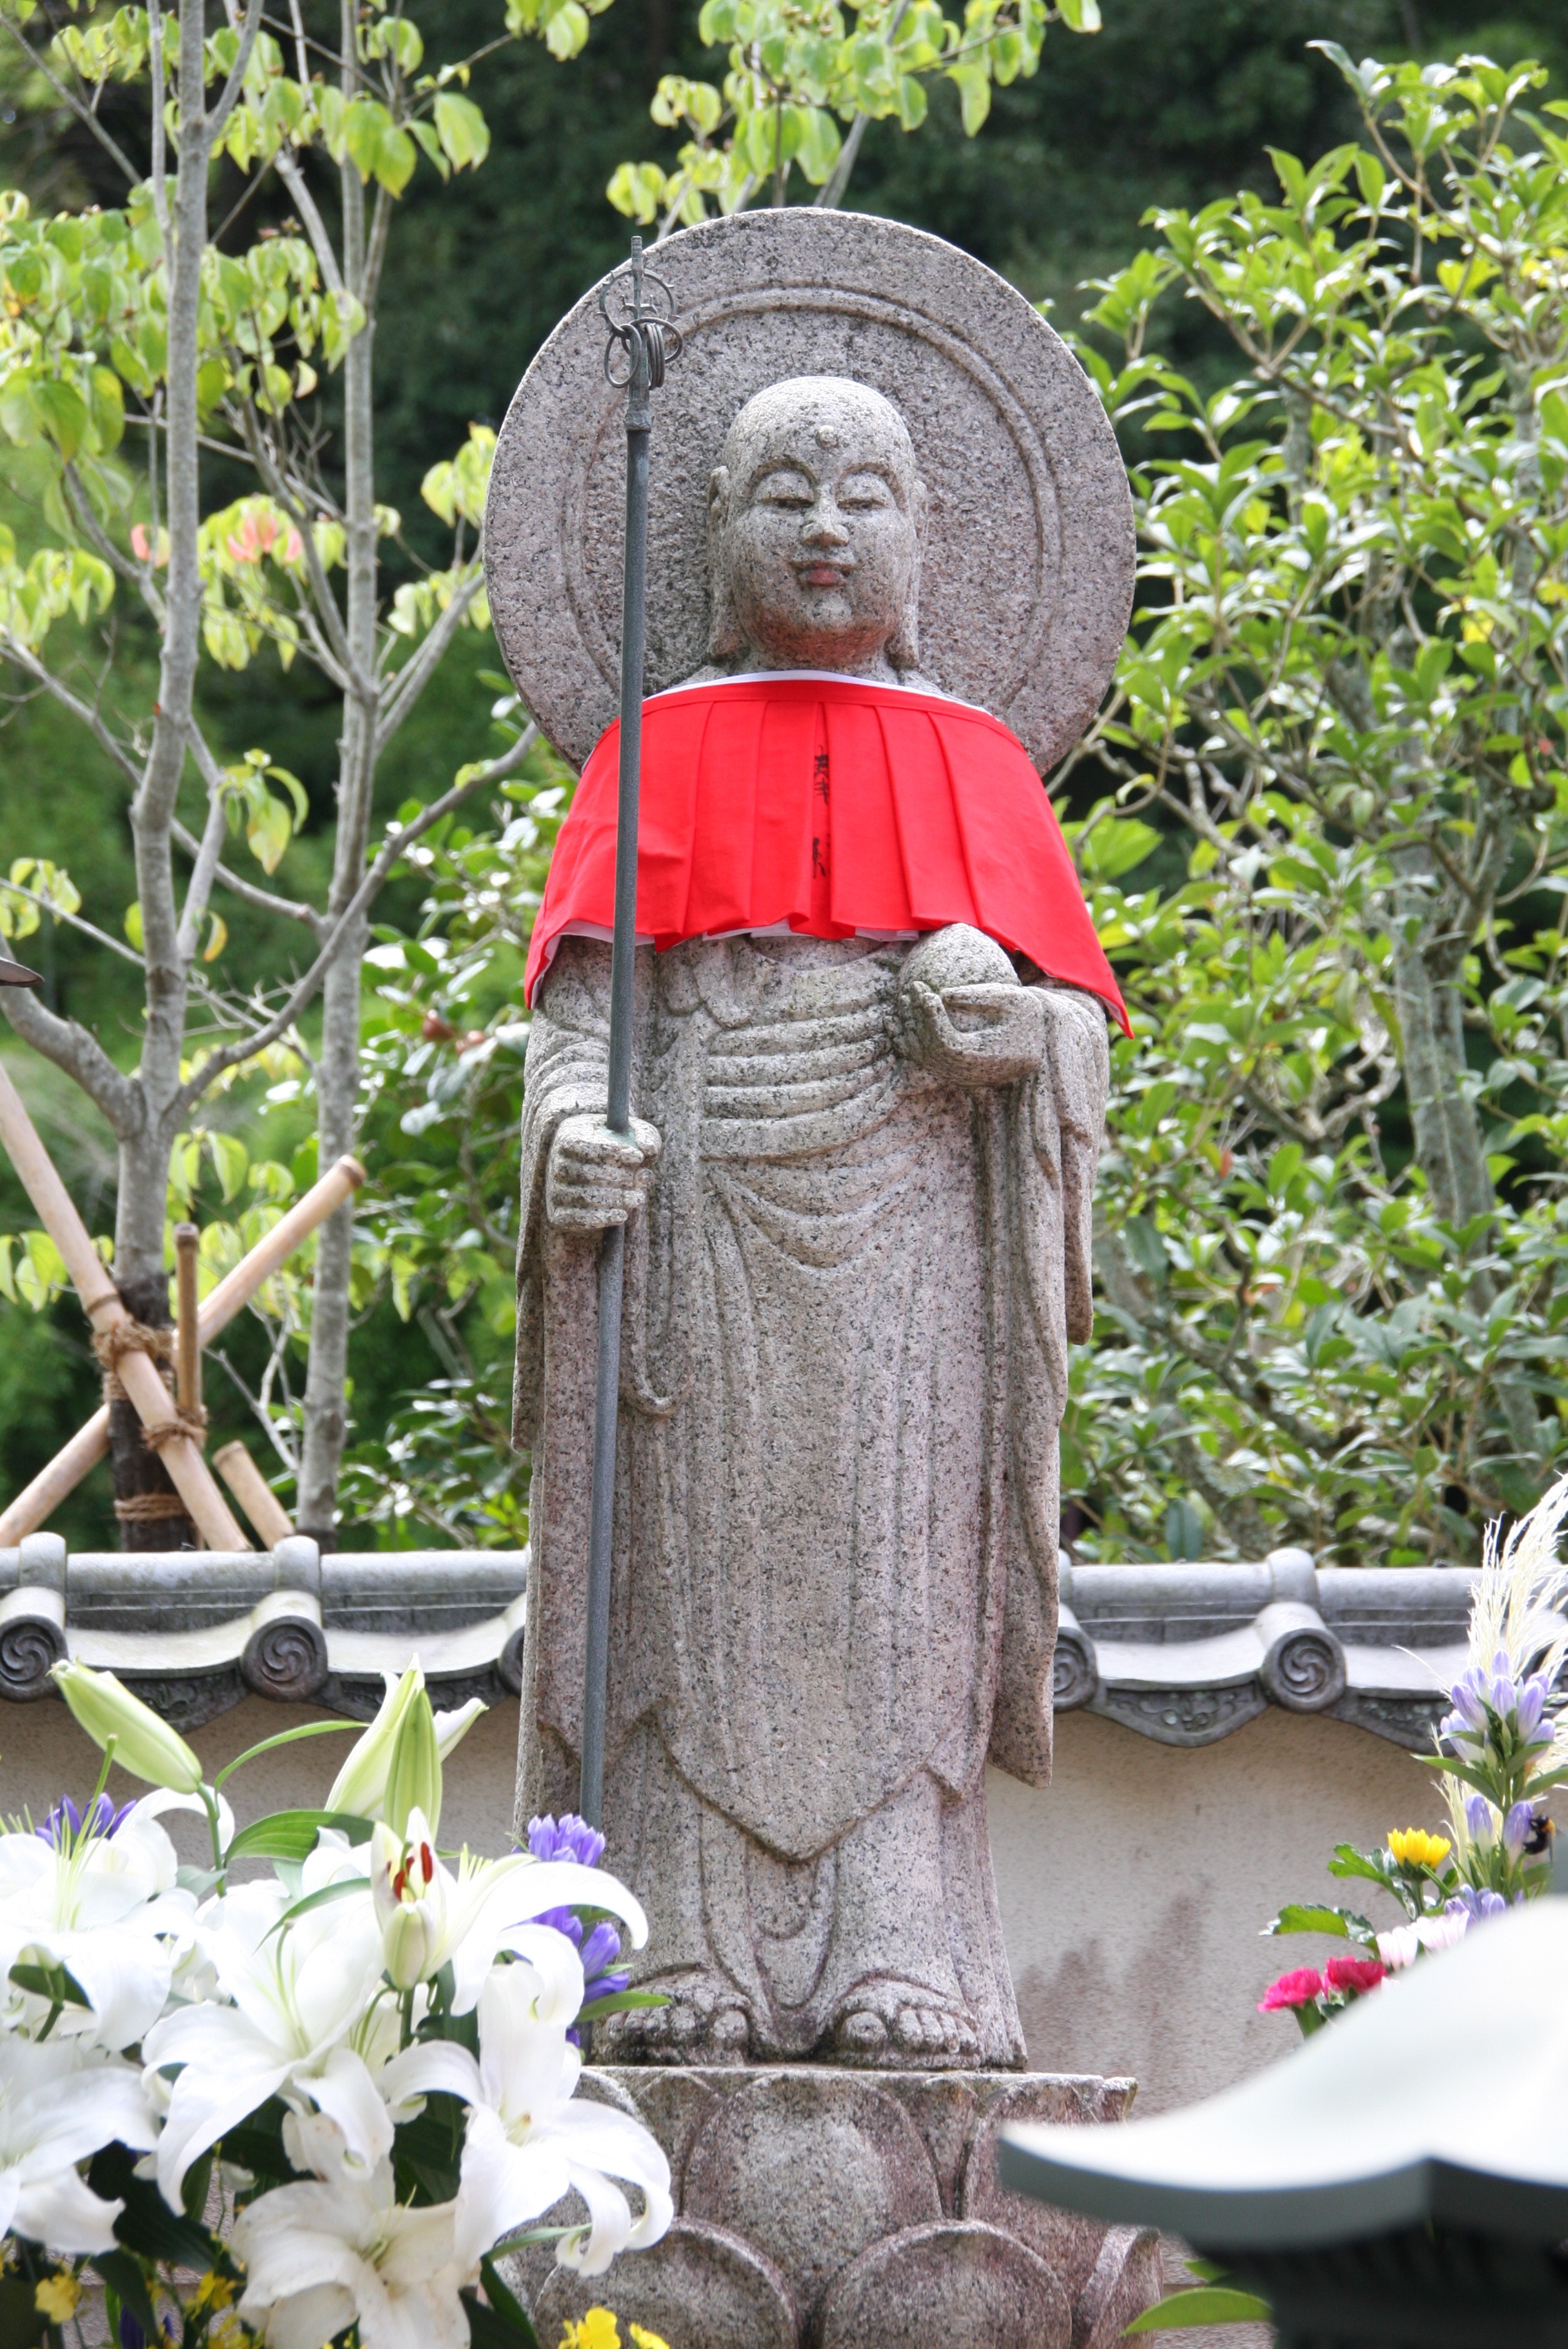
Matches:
[580,239,680,1832]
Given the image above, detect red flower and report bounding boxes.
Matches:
[1324,1954,1386,1995]
[1258,1967,1324,2012]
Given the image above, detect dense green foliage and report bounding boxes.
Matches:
[3,0,1567,1555]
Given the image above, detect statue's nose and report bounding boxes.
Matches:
[801,501,850,546]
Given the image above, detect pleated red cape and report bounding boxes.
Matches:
[524,672,1129,1033]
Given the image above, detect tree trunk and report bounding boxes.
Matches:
[107,1,214,1547]
[297,4,378,1541]
[1390,853,1540,1467]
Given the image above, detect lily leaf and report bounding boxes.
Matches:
[1124,2285,1274,2329]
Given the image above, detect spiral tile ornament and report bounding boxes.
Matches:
[0,1609,67,1700]
[1259,1617,1346,1713]
[241,1609,329,1702]
[1052,1627,1098,1712]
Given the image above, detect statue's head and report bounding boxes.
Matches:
[706,376,927,675]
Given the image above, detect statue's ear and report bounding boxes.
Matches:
[888,474,926,673]
[706,465,743,660]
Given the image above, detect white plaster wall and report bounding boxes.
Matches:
[993,1706,1433,2114]
[4,1688,1437,2115]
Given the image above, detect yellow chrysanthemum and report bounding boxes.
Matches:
[560,2314,621,2349]
[34,2274,81,2324]
[629,2329,671,2349]
[1387,1828,1451,1869]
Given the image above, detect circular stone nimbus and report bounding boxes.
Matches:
[485,208,1134,774]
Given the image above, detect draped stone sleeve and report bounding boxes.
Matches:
[987,985,1109,1786]
[512,939,612,1452]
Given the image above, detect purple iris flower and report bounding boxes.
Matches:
[531,1898,628,2045]
[1465,1793,1493,1841]
[525,1812,606,1870]
[1517,1674,1550,1738]
[1445,1886,1511,1923]
[36,1793,133,1849]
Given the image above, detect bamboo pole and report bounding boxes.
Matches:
[0,1063,246,1552]
[213,1441,294,1548]
[0,1154,365,1547]
[173,1221,201,1417]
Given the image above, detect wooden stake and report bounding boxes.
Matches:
[213,1441,294,1549]
[0,1156,365,1547]
[0,1063,247,1552]
[173,1221,201,1418]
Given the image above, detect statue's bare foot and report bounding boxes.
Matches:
[826,1980,979,2068]
[601,1970,752,2066]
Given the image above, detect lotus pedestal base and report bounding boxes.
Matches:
[513,2066,1162,2349]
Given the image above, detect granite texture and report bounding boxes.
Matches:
[516,927,1108,2068]
[507,335,1121,2069]
[519,2066,1158,2349]
[483,207,1134,774]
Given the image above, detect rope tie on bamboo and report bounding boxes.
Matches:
[90,1324,205,1444]
[113,1489,190,1522]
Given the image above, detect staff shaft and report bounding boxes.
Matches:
[580,251,655,1833]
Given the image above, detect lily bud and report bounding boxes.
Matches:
[328,1666,423,1819]
[52,1661,204,1794]
[384,1679,443,1839]
[371,1813,446,1990]
[328,1669,485,1825]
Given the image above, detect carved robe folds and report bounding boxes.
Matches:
[514,930,1107,2067]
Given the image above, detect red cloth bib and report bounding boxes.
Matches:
[524,673,1129,1034]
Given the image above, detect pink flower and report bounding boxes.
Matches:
[1324,1954,1386,1995]
[1258,1966,1324,2013]
[129,524,168,569]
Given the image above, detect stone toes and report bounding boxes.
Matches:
[842,2009,888,2053]
[893,2005,928,2051]
[923,2010,950,2051]
[666,2003,699,2045]
[711,2007,748,2050]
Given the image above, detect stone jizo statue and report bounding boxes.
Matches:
[508,360,1122,2071]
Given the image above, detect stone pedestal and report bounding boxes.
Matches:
[517,2068,1160,2349]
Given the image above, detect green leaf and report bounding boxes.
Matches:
[35,379,89,460]
[214,1716,359,1790]
[1124,2286,1273,2330]
[224,1808,374,1863]
[1264,1904,1350,1939]
[479,2258,544,2349]
[575,1987,671,2022]
[8,1960,92,2008]
[0,2277,48,2349]
[433,92,490,173]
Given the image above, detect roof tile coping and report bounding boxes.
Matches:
[0,1541,1503,1748]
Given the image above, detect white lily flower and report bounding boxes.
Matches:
[143,1840,394,2207]
[0,2035,157,2255]
[383,1935,672,2277]
[369,1813,648,2015]
[0,1792,199,2050]
[233,2155,474,2349]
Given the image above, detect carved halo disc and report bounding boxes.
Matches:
[484,208,1136,773]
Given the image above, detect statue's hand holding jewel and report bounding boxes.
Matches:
[546,1112,661,1230]
[894,923,1046,1091]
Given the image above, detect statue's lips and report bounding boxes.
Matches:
[794,561,852,588]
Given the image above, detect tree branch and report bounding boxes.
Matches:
[169,814,323,931]
[208,0,268,153]
[175,725,539,1114]
[0,988,137,1135]
[375,562,485,754]
[1,878,142,968]
[0,639,143,793]
[0,12,140,186]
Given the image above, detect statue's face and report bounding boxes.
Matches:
[709,379,923,674]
